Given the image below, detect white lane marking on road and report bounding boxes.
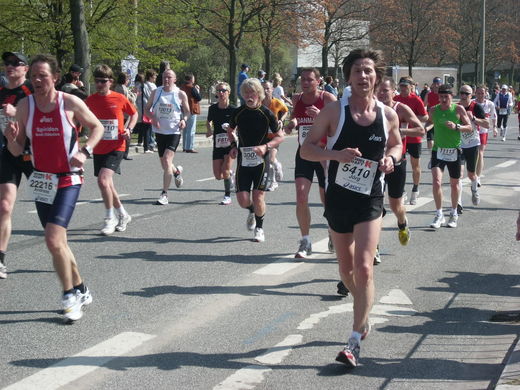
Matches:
[253,238,330,276]
[197,177,216,182]
[404,196,433,212]
[297,303,353,330]
[255,334,303,364]
[213,365,272,390]
[379,289,413,305]
[370,304,417,317]
[4,332,155,390]
[495,160,516,168]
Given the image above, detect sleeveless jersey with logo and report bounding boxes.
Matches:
[26,92,82,188]
[151,86,182,135]
[325,98,388,206]
[460,101,482,148]
[293,91,325,146]
[432,104,461,151]
[0,82,32,142]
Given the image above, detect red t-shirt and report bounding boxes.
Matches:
[86,92,136,154]
[394,93,427,144]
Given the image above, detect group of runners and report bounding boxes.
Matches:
[0,48,515,368]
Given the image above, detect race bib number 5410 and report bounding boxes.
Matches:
[335,157,378,195]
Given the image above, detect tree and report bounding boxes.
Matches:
[70,0,91,92]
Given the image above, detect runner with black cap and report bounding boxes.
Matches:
[0,51,33,279]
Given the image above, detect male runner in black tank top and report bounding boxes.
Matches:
[301,49,402,368]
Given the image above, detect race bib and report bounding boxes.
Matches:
[100,119,119,140]
[461,127,480,148]
[158,103,173,119]
[499,108,508,115]
[240,146,263,167]
[335,157,378,195]
[0,112,8,134]
[28,171,58,205]
[298,125,311,145]
[215,133,231,148]
[437,147,457,162]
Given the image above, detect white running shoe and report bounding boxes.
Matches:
[220,196,232,205]
[246,212,256,231]
[275,161,283,181]
[156,192,168,205]
[115,213,132,232]
[410,190,419,205]
[447,213,458,228]
[62,293,83,322]
[267,181,278,192]
[0,261,6,279]
[101,217,118,235]
[253,227,265,242]
[430,214,445,229]
[75,287,93,307]
[174,165,184,188]
[295,238,312,258]
[471,189,480,206]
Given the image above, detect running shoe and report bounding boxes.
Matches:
[145,149,154,154]
[267,181,278,192]
[246,212,256,231]
[115,213,132,232]
[409,190,419,205]
[220,196,232,205]
[62,293,83,322]
[295,238,312,258]
[471,189,480,206]
[328,233,335,253]
[373,247,381,265]
[502,136,506,142]
[275,161,283,181]
[457,203,464,215]
[430,214,445,229]
[336,337,360,368]
[337,281,349,296]
[398,222,410,246]
[477,178,481,188]
[253,227,265,242]
[0,260,6,279]
[156,192,168,205]
[447,213,458,228]
[101,217,118,235]
[75,287,93,307]
[174,165,184,188]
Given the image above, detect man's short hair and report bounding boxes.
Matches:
[240,78,265,102]
[145,69,157,81]
[382,76,396,89]
[300,68,320,80]
[93,64,113,80]
[184,73,194,82]
[30,54,60,75]
[342,48,385,88]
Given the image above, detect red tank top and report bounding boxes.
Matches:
[393,102,407,157]
[27,92,83,188]
[293,91,326,146]
[427,91,440,108]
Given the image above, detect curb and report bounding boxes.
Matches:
[496,335,520,389]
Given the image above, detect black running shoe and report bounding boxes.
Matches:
[337,281,349,296]
[457,203,463,215]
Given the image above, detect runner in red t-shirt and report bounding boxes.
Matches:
[86,65,137,236]
[394,76,428,205]
[424,77,442,149]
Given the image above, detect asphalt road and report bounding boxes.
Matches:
[1,117,519,390]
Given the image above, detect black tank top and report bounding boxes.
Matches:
[326,98,388,207]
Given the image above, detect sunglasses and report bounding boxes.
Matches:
[4,60,25,67]
[94,78,110,84]
[459,91,471,95]
[216,89,229,93]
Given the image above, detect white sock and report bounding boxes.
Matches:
[350,331,362,343]
[105,208,115,219]
[471,179,477,191]
[451,208,458,216]
[436,209,443,217]
[116,206,127,217]
[302,235,310,243]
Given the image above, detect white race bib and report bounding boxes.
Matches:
[158,103,173,119]
[335,157,378,195]
[461,127,480,148]
[215,133,231,148]
[28,171,58,204]
[298,125,311,145]
[499,108,508,115]
[0,112,8,134]
[100,119,119,140]
[240,146,263,167]
[437,147,458,162]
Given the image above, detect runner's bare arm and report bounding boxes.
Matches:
[6,97,29,156]
[178,90,191,130]
[381,106,402,173]
[398,104,425,138]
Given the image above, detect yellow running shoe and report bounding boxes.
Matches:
[398,225,410,246]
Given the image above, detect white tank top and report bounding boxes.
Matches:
[151,86,182,135]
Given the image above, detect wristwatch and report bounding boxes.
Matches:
[80,144,93,157]
[455,124,461,131]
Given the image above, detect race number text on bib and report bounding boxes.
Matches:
[298,125,311,145]
[437,147,457,162]
[215,133,231,148]
[100,119,119,140]
[158,103,173,119]
[335,157,378,195]
[461,127,480,148]
[499,108,508,115]
[28,171,58,204]
[240,146,263,167]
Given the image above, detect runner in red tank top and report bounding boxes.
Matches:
[283,68,336,258]
[424,77,442,150]
[5,54,103,323]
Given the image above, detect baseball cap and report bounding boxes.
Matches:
[399,77,412,85]
[69,64,83,73]
[433,77,442,84]
[501,84,508,90]
[258,69,266,75]
[2,51,29,65]
[241,63,249,69]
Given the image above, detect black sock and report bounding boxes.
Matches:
[412,184,418,192]
[63,288,75,296]
[0,251,5,265]
[162,190,167,195]
[247,205,254,213]
[224,178,231,196]
[74,282,86,294]
[398,221,407,230]
[255,214,264,229]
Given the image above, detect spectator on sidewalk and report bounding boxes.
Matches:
[180,73,202,153]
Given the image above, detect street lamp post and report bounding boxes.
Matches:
[480,0,486,84]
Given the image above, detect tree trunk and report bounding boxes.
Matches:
[70,0,91,94]
[264,45,271,80]
[321,45,328,77]
[229,46,238,105]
